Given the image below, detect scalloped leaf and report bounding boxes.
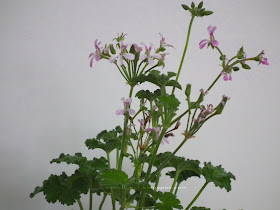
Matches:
[166,170,200,184]
[85,126,122,153]
[98,169,129,187]
[131,70,182,89]
[169,157,201,174]
[155,192,183,210]
[202,162,236,192]
[30,171,88,206]
[136,89,161,102]
[158,95,180,110]
[50,153,87,165]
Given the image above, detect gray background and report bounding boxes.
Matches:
[0,0,279,209]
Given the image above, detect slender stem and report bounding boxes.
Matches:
[186,181,208,210]
[106,152,111,168]
[118,85,134,170]
[89,178,93,210]
[154,170,162,191]
[114,63,128,82]
[147,136,189,182]
[98,193,107,210]
[77,199,84,210]
[174,182,180,196]
[170,170,180,193]
[110,188,116,210]
[172,16,195,95]
[206,71,222,92]
[138,127,168,208]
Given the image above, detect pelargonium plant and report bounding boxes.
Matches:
[30,2,268,210]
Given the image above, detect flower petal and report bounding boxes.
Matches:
[116,109,125,115]
[95,54,101,61]
[148,56,154,66]
[152,53,161,59]
[117,56,123,66]
[208,26,216,36]
[90,57,94,68]
[123,53,135,60]
[128,108,136,116]
[212,40,219,47]
[109,55,118,63]
[199,40,209,49]
[140,54,147,61]
[199,39,209,45]
[89,53,95,58]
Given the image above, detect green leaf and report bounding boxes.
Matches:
[166,170,200,184]
[131,70,182,90]
[98,169,129,187]
[198,2,203,9]
[50,153,87,165]
[169,157,201,174]
[30,171,88,206]
[155,192,183,210]
[191,2,195,9]
[85,126,122,153]
[191,207,211,210]
[203,11,213,16]
[202,162,236,192]
[232,67,240,71]
[241,63,251,70]
[181,4,190,11]
[158,95,180,110]
[237,46,244,59]
[136,89,161,102]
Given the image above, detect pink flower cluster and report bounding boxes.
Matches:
[89,34,173,68]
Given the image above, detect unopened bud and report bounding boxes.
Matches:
[185,84,192,97]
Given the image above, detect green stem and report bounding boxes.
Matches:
[98,193,107,210]
[138,127,168,208]
[110,189,116,210]
[154,169,162,191]
[147,136,189,182]
[77,199,84,210]
[172,15,195,95]
[118,85,134,170]
[206,71,222,92]
[170,170,180,193]
[174,182,180,196]
[106,152,111,168]
[89,178,93,210]
[186,181,208,210]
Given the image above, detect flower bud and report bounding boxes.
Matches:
[185,84,192,98]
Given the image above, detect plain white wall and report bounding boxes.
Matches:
[0,0,279,209]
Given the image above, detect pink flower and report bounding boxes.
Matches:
[196,104,215,123]
[258,50,269,65]
[109,42,135,66]
[159,33,174,49]
[116,97,135,116]
[153,105,158,111]
[199,89,208,95]
[152,127,161,139]
[222,71,232,81]
[133,43,143,53]
[199,26,219,49]
[161,137,170,145]
[138,119,145,129]
[140,43,161,66]
[89,39,102,68]
[222,59,232,81]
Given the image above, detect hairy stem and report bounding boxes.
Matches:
[77,199,84,210]
[172,15,195,95]
[186,181,208,210]
[170,170,180,193]
[98,193,107,210]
